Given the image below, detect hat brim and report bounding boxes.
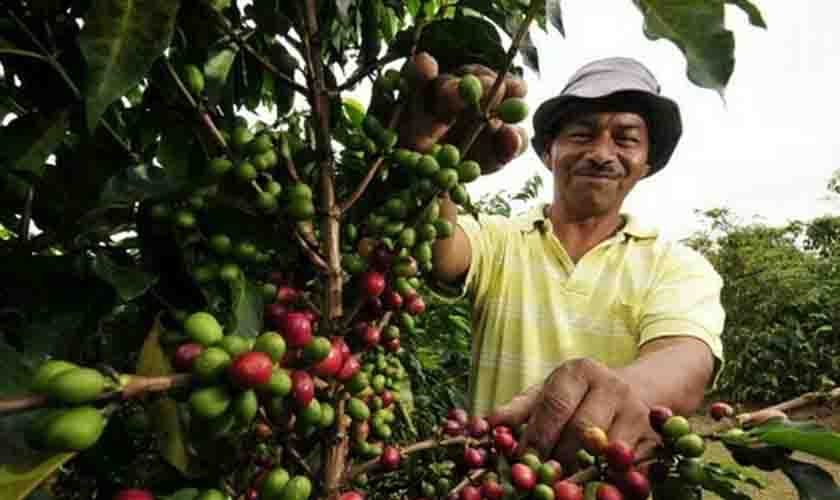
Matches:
[531,90,682,176]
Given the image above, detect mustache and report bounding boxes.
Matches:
[572,161,624,179]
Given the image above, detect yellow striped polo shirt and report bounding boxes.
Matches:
[452,203,725,416]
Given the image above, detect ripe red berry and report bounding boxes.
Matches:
[360,271,386,297]
[331,336,351,360]
[494,431,517,455]
[276,285,300,304]
[283,312,313,348]
[312,344,343,377]
[443,419,463,436]
[482,479,505,500]
[459,485,481,500]
[596,483,624,500]
[264,303,289,329]
[466,415,490,437]
[405,294,426,315]
[245,488,259,500]
[339,492,365,500]
[605,440,635,472]
[173,342,204,372]
[448,407,469,425]
[113,490,154,500]
[648,406,674,434]
[383,289,404,310]
[616,468,650,500]
[552,480,583,500]
[336,355,361,381]
[511,463,537,490]
[380,446,401,469]
[228,351,274,389]
[362,325,381,347]
[464,447,486,468]
[380,390,394,407]
[384,338,401,352]
[709,401,735,421]
[291,370,315,407]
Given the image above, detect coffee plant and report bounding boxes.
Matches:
[4,1,840,499]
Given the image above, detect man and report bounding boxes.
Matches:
[403,55,725,465]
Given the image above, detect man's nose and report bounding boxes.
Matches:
[583,132,618,165]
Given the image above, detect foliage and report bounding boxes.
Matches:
[685,208,840,403]
[0,0,775,499]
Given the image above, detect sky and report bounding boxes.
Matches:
[462,1,840,240]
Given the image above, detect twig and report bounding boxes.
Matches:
[0,374,193,416]
[336,51,404,93]
[289,446,315,477]
[457,3,539,156]
[755,386,840,414]
[206,5,308,96]
[19,187,33,244]
[450,468,487,496]
[338,21,426,214]
[347,436,471,478]
[295,229,329,271]
[164,59,228,150]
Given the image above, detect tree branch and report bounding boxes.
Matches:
[347,435,471,478]
[0,373,193,416]
[336,51,404,93]
[458,4,539,156]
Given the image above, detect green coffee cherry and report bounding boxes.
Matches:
[497,97,529,124]
[459,74,483,108]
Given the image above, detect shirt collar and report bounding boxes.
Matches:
[523,203,660,240]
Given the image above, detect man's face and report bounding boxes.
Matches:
[543,111,651,218]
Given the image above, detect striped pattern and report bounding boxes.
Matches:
[452,204,725,416]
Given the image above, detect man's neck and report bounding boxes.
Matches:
[544,203,625,263]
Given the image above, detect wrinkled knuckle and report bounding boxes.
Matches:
[540,391,575,418]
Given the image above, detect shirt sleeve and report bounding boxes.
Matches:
[427,213,506,303]
[638,242,726,380]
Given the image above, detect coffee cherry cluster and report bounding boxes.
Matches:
[24,360,116,452]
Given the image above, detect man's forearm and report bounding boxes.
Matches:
[616,336,716,416]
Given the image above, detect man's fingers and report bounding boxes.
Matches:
[519,369,589,458]
[486,383,542,428]
[430,75,468,119]
[548,385,617,464]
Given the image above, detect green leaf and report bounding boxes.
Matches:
[157,126,195,182]
[92,251,158,302]
[632,0,735,95]
[0,109,69,180]
[726,0,767,28]
[547,0,565,36]
[0,341,76,500]
[100,164,186,206]
[781,459,840,500]
[204,44,239,107]
[751,418,840,463]
[79,0,181,130]
[393,16,506,72]
[227,278,263,339]
[135,315,192,475]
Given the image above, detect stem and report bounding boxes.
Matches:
[347,436,471,478]
[338,20,425,214]
[0,374,193,416]
[335,52,404,93]
[295,228,329,271]
[457,5,539,156]
[19,187,33,244]
[206,6,309,97]
[754,386,840,414]
[299,0,345,494]
[164,59,228,150]
[450,469,487,496]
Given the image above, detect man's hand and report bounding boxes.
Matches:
[369,52,530,174]
[486,358,660,466]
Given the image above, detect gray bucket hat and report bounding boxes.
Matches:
[531,57,682,176]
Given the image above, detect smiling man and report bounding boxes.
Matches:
[428,57,726,465]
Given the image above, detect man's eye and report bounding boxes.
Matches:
[617,137,639,145]
[569,132,591,140]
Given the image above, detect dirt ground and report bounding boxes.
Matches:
[690,401,840,500]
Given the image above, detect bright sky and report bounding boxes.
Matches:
[465,1,840,240]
